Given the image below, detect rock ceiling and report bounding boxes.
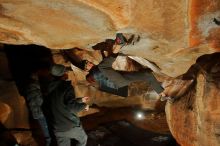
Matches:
[0,0,219,77]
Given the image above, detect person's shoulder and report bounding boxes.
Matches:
[48,80,71,92]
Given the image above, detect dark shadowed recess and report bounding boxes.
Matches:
[86,120,178,146]
[4,44,53,96]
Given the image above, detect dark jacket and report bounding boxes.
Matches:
[43,80,86,132]
[89,57,129,89]
[25,78,44,119]
[88,58,129,97]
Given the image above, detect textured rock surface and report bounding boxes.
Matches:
[166,53,220,146]
[0,0,220,146]
[0,80,36,145]
[0,50,29,128]
[75,82,159,110]
[190,0,220,49]
[1,0,220,77]
[0,50,35,145]
[112,55,143,72]
[0,102,11,124]
[0,0,116,48]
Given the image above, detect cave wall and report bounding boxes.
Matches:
[0,0,219,77]
[166,73,220,146]
[166,53,220,146]
[0,0,188,49]
[0,48,36,145]
[0,1,220,146]
[0,47,29,128]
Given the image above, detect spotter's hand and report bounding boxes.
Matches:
[82,96,90,103]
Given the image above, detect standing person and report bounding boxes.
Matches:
[43,64,89,146]
[25,73,51,146]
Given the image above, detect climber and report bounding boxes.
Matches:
[62,33,127,71]
[84,57,164,97]
[43,64,89,146]
[65,32,167,98]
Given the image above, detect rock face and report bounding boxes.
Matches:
[0,0,220,146]
[0,50,35,145]
[0,102,11,124]
[0,0,219,77]
[0,49,29,128]
[166,53,220,146]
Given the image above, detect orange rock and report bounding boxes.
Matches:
[162,79,194,98]
[166,54,220,146]
[0,102,11,124]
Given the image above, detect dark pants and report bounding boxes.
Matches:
[38,117,51,146]
[54,125,87,146]
[123,71,164,93]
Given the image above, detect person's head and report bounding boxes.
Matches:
[81,60,95,72]
[50,64,68,80]
[115,33,127,45]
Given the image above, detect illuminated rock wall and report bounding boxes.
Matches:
[0,0,217,77]
[166,53,220,146]
[0,0,220,146]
